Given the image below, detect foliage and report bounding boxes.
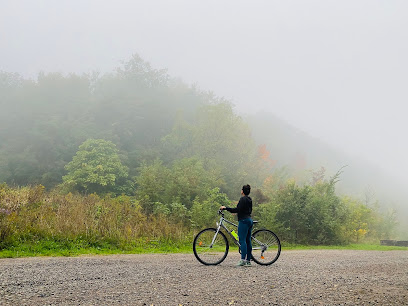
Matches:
[162,102,261,198]
[135,157,222,213]
[0,55,204,189]
[190,188,230,229]
[257,172,392,245]
[0,54,404,251]
[0,172,401,257]
[61,139,129,194]
[0,184,190,252]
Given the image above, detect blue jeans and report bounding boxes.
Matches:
[238,218,253,260]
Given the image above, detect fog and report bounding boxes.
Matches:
[1,1,407,197]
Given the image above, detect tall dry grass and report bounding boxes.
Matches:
[0,184,190,250]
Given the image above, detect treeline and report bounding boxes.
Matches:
[0,54,398,247]
[1,55,205,189]
[1,55,259,199]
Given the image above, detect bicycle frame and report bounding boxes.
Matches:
[213,212,239,246]
[212,211,267,254]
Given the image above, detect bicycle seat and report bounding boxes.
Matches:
[253,220,259,224]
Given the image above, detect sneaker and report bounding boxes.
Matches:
[245,260,252,267]
[236,259,246,266]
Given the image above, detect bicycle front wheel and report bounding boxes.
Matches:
[193,228,229,265]
[251,229,281,265]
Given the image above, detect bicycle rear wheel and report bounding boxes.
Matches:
[251,229,281,265]
[193,228,229,265]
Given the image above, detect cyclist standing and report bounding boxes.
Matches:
[220,184,253,266]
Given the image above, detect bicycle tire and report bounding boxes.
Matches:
[251,229,281,265]
[193,228,229,265]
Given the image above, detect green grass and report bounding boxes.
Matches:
[0,239,193,258]
[282,243,408,251]
[1,240,406,258]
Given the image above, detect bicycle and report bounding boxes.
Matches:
[193,210,281,265]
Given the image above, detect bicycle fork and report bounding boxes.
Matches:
[210,216,230,248]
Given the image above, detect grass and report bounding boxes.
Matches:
[282,243,408,251]
[0,239,194,258]
[1,240,406,258]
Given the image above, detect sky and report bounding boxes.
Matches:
[1,0,408,183]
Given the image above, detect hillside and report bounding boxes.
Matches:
[0,54,406,242]
[247,111,408,235]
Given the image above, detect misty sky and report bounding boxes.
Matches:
[1,0,407,182]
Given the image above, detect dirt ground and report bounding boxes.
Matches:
[0,250,407,305]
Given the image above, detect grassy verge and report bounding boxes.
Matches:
[282,243,408,251]
[1,240,406,258]
[0,239,193,258]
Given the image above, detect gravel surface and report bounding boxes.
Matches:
[0,250,407,305]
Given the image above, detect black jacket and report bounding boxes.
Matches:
[225,195,252,221]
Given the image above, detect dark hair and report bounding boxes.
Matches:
[242,184,251,195]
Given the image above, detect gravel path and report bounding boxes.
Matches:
[0,250,407,305]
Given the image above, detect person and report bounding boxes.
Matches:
[220,184,253,267]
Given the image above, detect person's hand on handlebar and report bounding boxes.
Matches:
[219,206,226,210]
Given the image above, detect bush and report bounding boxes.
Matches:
[0,185,191,251]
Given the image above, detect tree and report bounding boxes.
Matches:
[261,172,350,245]
[135,157,222,213]
[61,139,129,194]
[190,187,230,229]
[134,159,170,213]
[161,102,259,198]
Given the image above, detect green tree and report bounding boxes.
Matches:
[161,102,259,198]
[165,157,221,209]
[341,196,372,243]
[0,71,93,188]
[305,180,348,245]
[260,171,350,245]
[61,139,129,194]
[135,159,170,213]
[272,180,311,244]
[191,187,230,229]
[135,157,222,213]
